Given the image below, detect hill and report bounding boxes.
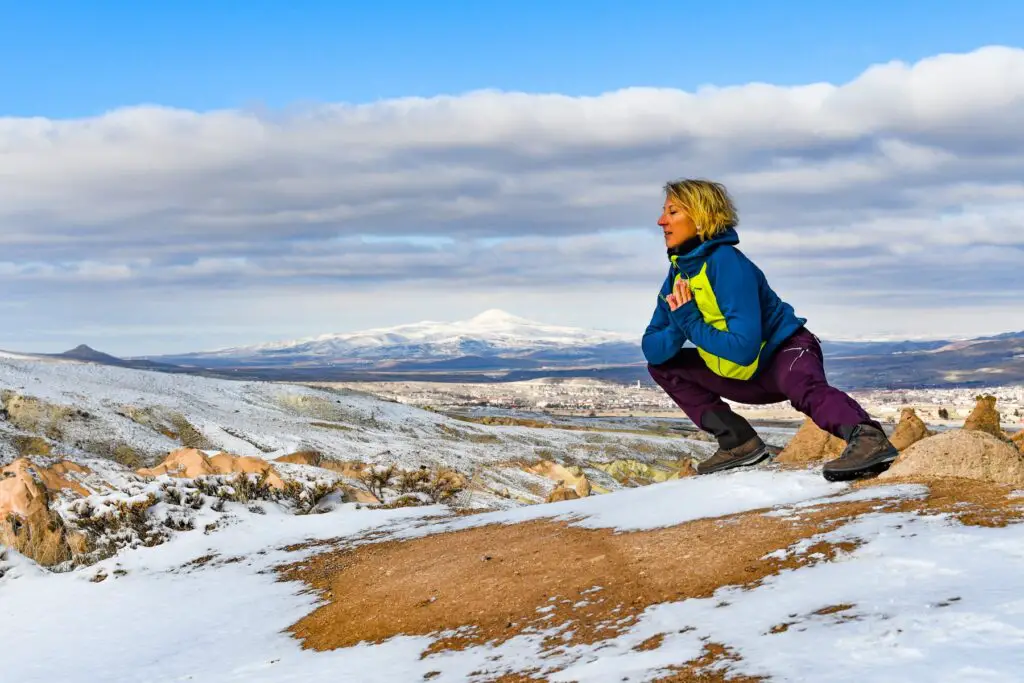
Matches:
[45,344,191,372]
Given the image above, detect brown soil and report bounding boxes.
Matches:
[653,643,765,682]
[861,476,1024,527]
[280,476,1024,681]
[283,497,894,664]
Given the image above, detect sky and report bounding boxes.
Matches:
[1,0,1023,355]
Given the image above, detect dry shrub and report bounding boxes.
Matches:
[397,466,465,504]
[357,464,396,501]
[2,509,75,567]
[357,464,466,507]
[13,436,51,457]
[281,480,341,514]
[112,444,143,468]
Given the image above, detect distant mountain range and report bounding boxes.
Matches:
[8,310,1023,390]
[154,310,641,369]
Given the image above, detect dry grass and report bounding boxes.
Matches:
[170,414,214,450]
[309,421,352,432]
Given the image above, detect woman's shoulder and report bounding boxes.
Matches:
[707,242,761,274]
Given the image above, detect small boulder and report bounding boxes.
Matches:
[889,407,934,451]
[526,461,591,498]
[776,419,846,465]
[546,487,580,503]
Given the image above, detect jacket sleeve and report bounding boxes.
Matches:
[641,280,690,366]
[673,247,763,366]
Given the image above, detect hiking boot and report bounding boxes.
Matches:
[822,423,899,482]
[695,409,772,475]
[696,435,772,475]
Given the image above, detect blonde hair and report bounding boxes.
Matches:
[663,178,738,240]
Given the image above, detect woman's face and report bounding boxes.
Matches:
[658,196,698,249]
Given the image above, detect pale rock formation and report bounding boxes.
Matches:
[879,430,1024,486]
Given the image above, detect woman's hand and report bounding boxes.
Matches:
[667,279,693,311]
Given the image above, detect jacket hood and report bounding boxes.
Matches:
[667,227,740,273]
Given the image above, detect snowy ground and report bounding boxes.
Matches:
[5,469,1024,682]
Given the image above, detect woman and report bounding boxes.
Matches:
[643,178,898,481]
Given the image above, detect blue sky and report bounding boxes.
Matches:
[0,1,1022,354]
[3,0,1022,117]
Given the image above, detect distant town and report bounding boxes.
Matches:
[318,378,1024,428]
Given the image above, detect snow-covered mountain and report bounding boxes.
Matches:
[149,309,640,366]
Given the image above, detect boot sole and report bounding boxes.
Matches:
[697,445,773,475]
[821,447,900,482]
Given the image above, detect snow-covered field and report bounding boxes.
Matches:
[5,469,1024,682]
[0,353,705,505]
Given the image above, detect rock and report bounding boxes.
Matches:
[276,450,323,467]
[776,419,846,465]
[525,461,591,497]
[35,460,92,497]
[0,459,88,567]
[319,459,372,480]
[963,395,1005,439]
[889,407,934,451]
[546,487,580,503]
[878,429,1024,486]
[138,448,285,489]
[595,458,696,485]
[341,486,381,505]
[1011,430,1024,455]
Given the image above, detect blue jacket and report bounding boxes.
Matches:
[642,227,806,379]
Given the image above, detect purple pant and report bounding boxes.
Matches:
[648,328,878,438]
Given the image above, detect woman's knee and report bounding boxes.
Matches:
[781,374,829,411]
[647,362,678,388]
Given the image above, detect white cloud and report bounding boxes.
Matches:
[0,46,1023,352]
